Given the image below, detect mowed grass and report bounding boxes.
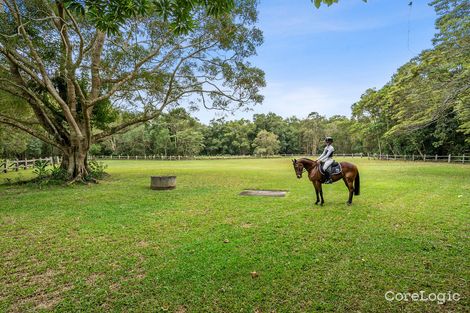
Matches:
[0,158,469,312]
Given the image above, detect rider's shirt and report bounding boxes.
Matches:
[318,145,334,162]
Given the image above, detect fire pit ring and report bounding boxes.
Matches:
[150,176,176,190]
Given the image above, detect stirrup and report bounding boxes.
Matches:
[324,178,332,184]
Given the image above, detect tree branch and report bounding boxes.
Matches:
[93,110,163,142]
[92,41,216,106]
[0,114,62,149]
[8,0,84,139]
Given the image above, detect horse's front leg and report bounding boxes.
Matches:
[315,181,324,205]
[312,181,320,205]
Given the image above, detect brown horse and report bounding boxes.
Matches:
[292,158,360,205]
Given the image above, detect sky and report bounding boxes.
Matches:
[193,0,438,124]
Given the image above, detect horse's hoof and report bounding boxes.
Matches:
[346,202,352,206]
[320,203,324,206]
[315,202,319,205]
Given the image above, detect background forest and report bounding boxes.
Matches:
[1,0,468,158]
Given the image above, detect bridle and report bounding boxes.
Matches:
[294,160,308,177]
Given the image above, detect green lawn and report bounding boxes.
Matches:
[1,158,469,312]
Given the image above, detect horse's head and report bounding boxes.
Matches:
[292,159,304,179]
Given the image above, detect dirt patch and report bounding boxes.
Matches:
[137,240,149,248]
[86,273,104,285]
[11,283,73,312]
[109,282,121,292]
[239,189,288,197]
[28,268,59,285]
[135,273,146,280]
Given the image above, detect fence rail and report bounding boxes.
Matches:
[367,153,468,163]
[1,153,467,175]
[1,157,60,174]
[91,153,469,163]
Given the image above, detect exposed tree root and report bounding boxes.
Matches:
[66,176,85,186]
[87,177,99,184]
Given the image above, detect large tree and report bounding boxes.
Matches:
[351,0,469,155]
[252,129,280,155]
[0,0,265,181]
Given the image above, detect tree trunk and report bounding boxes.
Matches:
[60,142,90,181]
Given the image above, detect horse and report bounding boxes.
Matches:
[292,158,360,206]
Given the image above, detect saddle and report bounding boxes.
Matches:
[319,161,342,175]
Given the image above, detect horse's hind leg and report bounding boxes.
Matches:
[343,176,354,205]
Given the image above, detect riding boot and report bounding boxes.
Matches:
[324,171,332,184]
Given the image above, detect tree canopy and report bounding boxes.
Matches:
[0,0,265,180]
[1,0,467,166]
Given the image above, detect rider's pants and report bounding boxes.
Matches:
[323,159,333,172]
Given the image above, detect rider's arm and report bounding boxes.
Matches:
[316,148,327,161]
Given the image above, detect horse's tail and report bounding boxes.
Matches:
[354,171,360,195]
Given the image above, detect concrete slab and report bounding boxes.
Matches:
[239,189,288,197]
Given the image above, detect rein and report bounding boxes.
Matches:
[298,158,318,174]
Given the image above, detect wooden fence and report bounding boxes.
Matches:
[1,153,467,175]
[1,157,60,174]
[367,153,468,163]
[91,153,469,163]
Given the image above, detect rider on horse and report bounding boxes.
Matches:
[316,137,335,184]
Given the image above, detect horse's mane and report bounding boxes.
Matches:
[296,158,318,169]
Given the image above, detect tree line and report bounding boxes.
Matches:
[0,0,468,163]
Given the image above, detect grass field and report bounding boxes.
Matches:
[1,158,469,312]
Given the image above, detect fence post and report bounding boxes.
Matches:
[435,154,438,161]
[15,159,19,171]
[3,160,7,173]
[423,154,426,162]
[448,154,451,163]
[463,154,465,164]
[412,154,414,161]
